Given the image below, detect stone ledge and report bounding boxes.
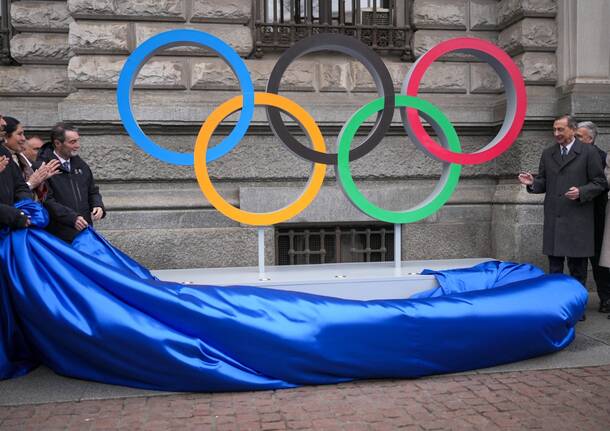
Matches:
[11,1,72,33]
[11,33,71,65]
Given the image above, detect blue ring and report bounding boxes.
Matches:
[117,29,254,165]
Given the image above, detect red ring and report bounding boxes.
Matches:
[404,38,527,165]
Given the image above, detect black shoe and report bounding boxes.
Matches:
[599,300,610,313]
[579,314,587,322]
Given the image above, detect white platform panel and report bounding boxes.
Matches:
[153,258,493,300]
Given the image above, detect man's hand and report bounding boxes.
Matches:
[565,186,580,200]
[91,207,104,221]
[28,160,61,189]
[518,172,534,186]
[74,216,89,231]
[0,156,8,173]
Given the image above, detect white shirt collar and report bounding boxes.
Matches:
[54,151,69,165]
[562,138,575,154]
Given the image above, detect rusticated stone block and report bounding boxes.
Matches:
[355,60,467,93]
[497,0,557,28]
[413,30,498,59]
[69,21,130,54]
[11,1,72,32]
[135,23,252,56]
[67,0,114,16]
[191,59,239,90]
[351,61,411,92]
[419,62,468,93]
[0,66,72,95]
[470,0,498,30]
[470,63,504,93]
[499,18,557,54]
[99,227,264,269]
[251,59,314,91]
[191,0,250,22]
[319,61,351,92]
[116,0,185,20]
[11,33,71,64]
[413,0,467,29]
[68,56,186,89]
[513,52,556,84]
[68,0,186,20]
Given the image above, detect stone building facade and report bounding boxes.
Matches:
[0,0,609,270]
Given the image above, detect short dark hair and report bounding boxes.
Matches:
[556,115,578,130]
[51,123,79,147]
[26,134,43,142]
[3,116,21,138]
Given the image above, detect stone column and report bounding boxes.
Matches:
[557,0,610,118]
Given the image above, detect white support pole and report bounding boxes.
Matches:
[394,224,401,274]
[258,227,266,280]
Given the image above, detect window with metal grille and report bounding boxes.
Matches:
[0,0,11,65]
[276,223,394,265]
[254,0,412,60]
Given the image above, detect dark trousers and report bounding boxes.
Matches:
[548,256,588,286]
[591,253,610,304]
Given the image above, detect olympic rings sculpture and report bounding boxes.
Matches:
[117,29,527,226]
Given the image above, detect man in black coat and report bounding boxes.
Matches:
[518,115,607,288]
[576,121,610,313]
[36,123,105,243]
[0,118,32,229]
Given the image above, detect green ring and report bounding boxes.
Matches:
[337,95,462,224]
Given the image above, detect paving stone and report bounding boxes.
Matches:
[1,366,608,429]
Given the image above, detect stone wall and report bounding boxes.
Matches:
[0,0,608,271]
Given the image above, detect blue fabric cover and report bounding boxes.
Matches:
[0,201,587,391]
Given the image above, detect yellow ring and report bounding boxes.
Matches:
[194,92,327,226]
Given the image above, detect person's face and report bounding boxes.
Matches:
[5,124,26,153]
[575,127,594,144]
[23,137,44,162]
[553,118,575,145]
[55,130,80,159]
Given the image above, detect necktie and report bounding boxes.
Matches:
[561,146,567,158]
[62,161,71,172]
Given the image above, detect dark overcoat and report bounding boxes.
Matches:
[528,139,607,257]
[0,146,32,228]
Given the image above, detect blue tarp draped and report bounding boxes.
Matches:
[0,201,587,391]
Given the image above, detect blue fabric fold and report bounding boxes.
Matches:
[0,202,588,391]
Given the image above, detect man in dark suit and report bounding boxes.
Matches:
[576,121,610,313]
[518,115,607,292]
[0,115,32,229]
[37,123,105,243]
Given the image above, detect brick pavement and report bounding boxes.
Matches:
[1,365,609,431]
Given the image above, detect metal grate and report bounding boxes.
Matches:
[276,224,394,265]
[0,0,11,65]
[253,0,412,60]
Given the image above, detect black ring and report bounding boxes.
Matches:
[266,34,395,165]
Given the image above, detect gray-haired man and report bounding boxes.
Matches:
[577,121,610,313]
